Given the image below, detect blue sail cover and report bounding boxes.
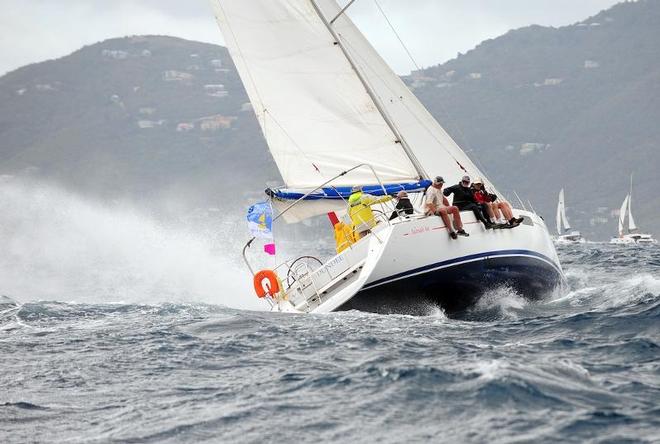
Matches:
[270,180,431,201]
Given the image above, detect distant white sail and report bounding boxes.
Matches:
[556,188,571,234]
[628,174,637,232]
[556,189,564,235]
[618,195,629,236]
[210,0,491,191]
[628,195,637,231]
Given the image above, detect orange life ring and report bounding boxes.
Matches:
[253,269,281,298]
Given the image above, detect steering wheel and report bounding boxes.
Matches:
[286,256,323,288]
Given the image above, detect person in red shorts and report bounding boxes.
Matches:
[425,176,469,239]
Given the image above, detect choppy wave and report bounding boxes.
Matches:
[1,183,659,442]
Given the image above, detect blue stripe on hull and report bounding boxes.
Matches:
[340,254,563,314]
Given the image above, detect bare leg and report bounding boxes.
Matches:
[489,203,501,220]
[498,202,514,220]
[447,206,463,231]
[436,208,453,231]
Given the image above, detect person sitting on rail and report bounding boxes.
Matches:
[443,175,494,229]
[348,185,392,239]
[425,176,469,240]
[389,190,415,220]
[471,178,524,227]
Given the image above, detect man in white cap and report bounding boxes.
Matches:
[425,176,468,240]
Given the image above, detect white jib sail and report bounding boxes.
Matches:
[210,0,420,188]
[618,195,629,236]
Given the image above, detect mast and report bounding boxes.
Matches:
[308,0,428,180]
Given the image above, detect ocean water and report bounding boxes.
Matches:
[1,183,659,443]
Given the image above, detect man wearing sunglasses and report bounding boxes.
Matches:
[443,175,494,229]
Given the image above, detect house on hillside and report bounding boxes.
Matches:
[584,60,600,69]
[204,84,229,98]
[520,143,548,155]
[176,122,195,132]
[102,49,129,60]
[162,70,194,82]
[535,78,563,87]
[199,115,236,131]
[138,120,166,129]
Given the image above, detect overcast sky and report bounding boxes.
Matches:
[1,0,622,76]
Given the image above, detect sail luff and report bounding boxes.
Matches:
[308,0,426,180]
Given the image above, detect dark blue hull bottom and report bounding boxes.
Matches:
[339,255,563,315]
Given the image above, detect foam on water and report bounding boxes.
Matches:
[1,184,659,442]
[0,179,259,309]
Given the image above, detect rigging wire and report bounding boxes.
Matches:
[373,0,421,72]
[372,0,498,189]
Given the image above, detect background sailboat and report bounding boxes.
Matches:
[554,188,585,244]
[212,0,565,313]
[611,175,657,245]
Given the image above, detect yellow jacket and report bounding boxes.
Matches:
[348,192,392,232]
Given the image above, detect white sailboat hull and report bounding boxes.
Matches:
[275,210,563,314]
[610,234,658,245]
[554,232,586,245]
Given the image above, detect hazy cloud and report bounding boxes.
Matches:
[1,0,621,75]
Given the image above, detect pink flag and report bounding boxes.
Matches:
[263,243,276,255]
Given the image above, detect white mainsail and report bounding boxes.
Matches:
[211,0,419,188]
[618,195,629,236]
[211,0,491,192]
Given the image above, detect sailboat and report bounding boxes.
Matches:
[554,189,585,244]
[211,0,564,313]
[610,175,657,245]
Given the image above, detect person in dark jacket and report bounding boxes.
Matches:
[471,178,524,227]
[389,190,415,220]
[443,175,494,229]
